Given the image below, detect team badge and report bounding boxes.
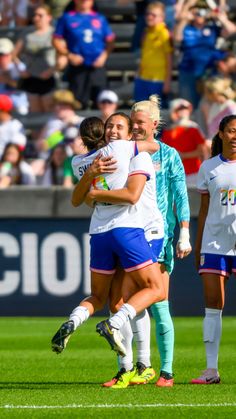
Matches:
[92,19,101,29]
[153,161,161,172]
[200,255,205,266]
[203,28,211,36]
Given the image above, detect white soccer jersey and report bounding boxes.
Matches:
[129,152,164,241]
[197,154,236,255]
[72,140,146,234]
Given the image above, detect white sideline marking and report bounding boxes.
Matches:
[1,403,236,409]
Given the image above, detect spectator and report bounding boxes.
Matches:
[161,98,208,188]
[0,95,27,158]
[200,76,236,142]
[216,52,236,86]
[117,0,185,53]
[0,0,28,27]
[53,0,115,109]
[35,89,84,158]
[27,0,45,24]
[13,5,56,113]
[0,38,29,115]
[46,0,71,19]
[173,0,236,108]
[38,143,73,186]
[0,143,35,188]
[96,90,119,122]
[134,1,173,105]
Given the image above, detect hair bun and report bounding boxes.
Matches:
[149,94,160,106]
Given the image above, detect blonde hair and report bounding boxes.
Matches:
[204,77,236,100]
[131,94,161,121]
[147,1,165,13]
[131,95,162,134]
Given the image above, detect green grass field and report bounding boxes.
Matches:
[1,317,236,418]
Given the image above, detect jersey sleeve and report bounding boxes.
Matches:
[101,15,116,42]
[197,162,209,194]
[169,147,190,222]
[71,156,81,181]
[128,152,152,180]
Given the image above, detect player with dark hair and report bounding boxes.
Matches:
[192,114,236,384]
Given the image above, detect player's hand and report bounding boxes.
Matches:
[88,154,117,176]
[92,51,107,68]
[176,227,192,259]
[68,53,84,66]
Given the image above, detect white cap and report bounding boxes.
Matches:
[97,90,119,104]
[0,38,14,55]
[169,98,192,112]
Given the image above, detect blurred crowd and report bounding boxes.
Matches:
[0,0,236,188]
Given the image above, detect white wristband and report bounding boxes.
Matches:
[178,227,191,252]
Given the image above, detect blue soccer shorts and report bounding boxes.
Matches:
[90,227,157,274]
[148,237,164,260]
[199,253,236,277]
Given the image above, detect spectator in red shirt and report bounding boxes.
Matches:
[161,98,208,188]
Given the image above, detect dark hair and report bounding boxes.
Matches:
[1,143,22,184]
[80,117,106,151]
[46,143,66,185]
[211,115,236,157]
[1,143,22,164]
[105,112,133,136]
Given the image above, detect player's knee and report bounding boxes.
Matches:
[205,297,224,310]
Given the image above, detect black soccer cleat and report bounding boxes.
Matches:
[51,320,75,354]
[96,319,126,357]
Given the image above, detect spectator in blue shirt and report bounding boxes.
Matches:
[53,0,115,109]
[173,0,236,108]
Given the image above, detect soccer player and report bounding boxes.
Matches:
[191,114,236,384]
[51,115,165,355]
[94,96,191,387]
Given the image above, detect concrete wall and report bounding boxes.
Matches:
[0,186,200,218]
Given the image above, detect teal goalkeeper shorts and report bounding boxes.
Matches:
[158,237,174,274]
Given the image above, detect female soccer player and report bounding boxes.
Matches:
[191,114,236,384]
[51,115,165,355]
[94,97,191,388]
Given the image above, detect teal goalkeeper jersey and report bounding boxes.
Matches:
[151,141,190,246]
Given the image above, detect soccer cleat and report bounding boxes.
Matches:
[102,369,125,388]
[191,368,220,384]
[51,320,75,354]
[156,371,174,387]
[129,362,156,385]
[111,368,136,389]
[96,319,126,357]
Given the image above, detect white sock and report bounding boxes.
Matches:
[203,308,222,370]
[118,320,134,371]
[130,309,151,367]
[109,311,134,371]
[69,306,90,329]
[109,303,136,330]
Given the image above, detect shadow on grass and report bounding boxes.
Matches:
[0,381,102,389]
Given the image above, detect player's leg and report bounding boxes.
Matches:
[51,231,116,353]
[97,229,165,357]
[51,271,115,354]
[151,267,174,387]
[103,270,136,388]
[191,254,228,384]
[151,241,175,387]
